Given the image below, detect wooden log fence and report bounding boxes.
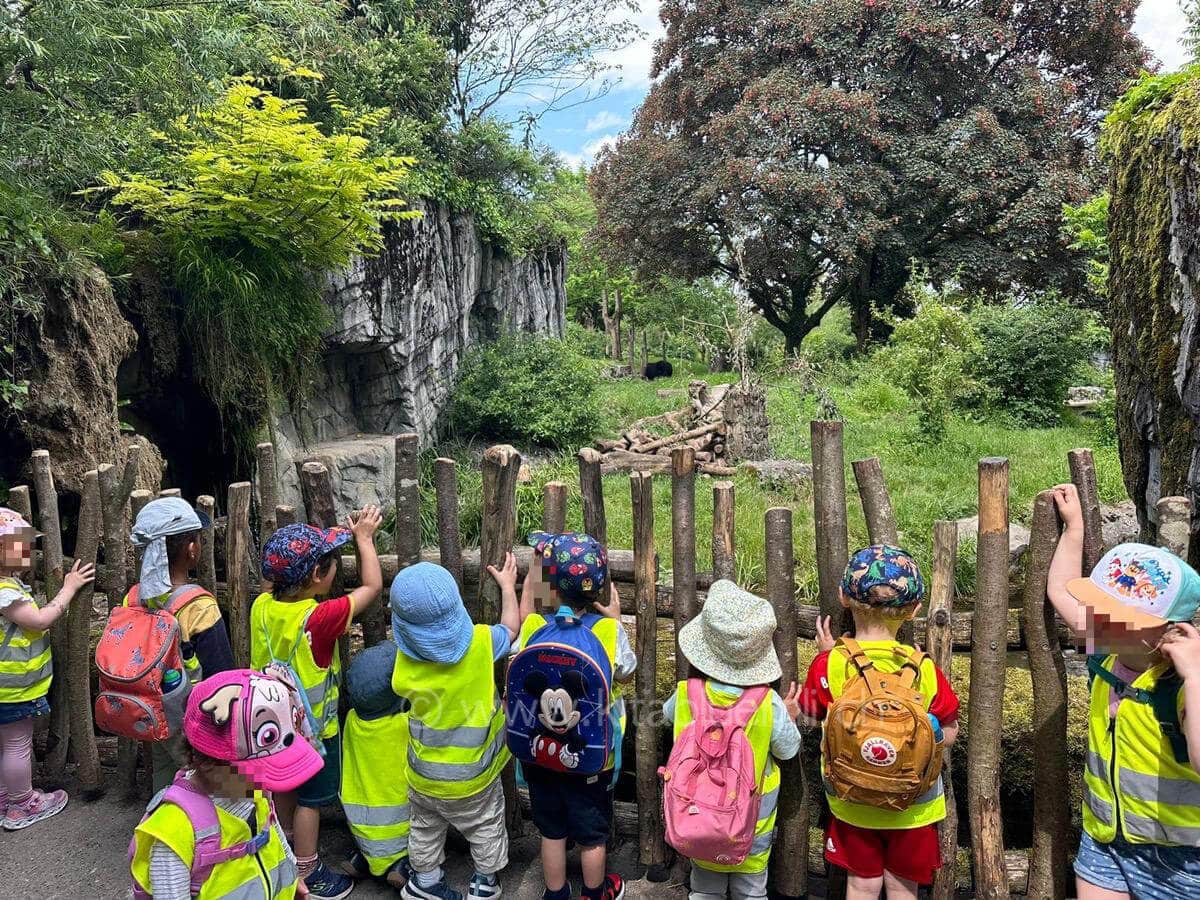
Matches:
[10,428,1122,894]
[256,442,278,545]
[31,450,69,775]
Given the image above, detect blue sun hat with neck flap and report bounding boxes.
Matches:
[389,561,474,664]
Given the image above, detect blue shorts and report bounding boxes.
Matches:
[1075,831,1200,898]
[0,696,49,725]
[296,735,341,808]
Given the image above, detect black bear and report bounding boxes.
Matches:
[643,360,673,380]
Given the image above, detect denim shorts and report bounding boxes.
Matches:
[0,696,49,725]
[1075,831,1200,898]
[296,735,341,808]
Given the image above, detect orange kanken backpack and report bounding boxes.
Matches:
[821,638,942,811]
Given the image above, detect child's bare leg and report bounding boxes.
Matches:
[542,837,568,892]
[846,873,884,900]
[293,805,320,859]
[1076,879,1130,900]
[580,843,606,890]
[274,790,297,836]
[881,870,918,899]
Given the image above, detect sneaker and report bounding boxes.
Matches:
[595,875,624,900]
[542,886,571,900]
[468,873,503,900]
[385,858,412,890]
[339,851,372,880]
[305,861,355,900]
[2,789,68,830]
[402,877,464,900]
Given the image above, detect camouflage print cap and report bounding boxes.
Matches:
[842,545,925,607]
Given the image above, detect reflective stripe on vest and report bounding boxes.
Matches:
[0,586,52,703]
[392,624,510,800]
[821,641,946,829]
[1084,655,1200,847]
[340,710,411,877]
[250,593,340,738]
[130,791,298,899]
[673,680,779,874]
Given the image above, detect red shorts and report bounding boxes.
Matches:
[824,818,942,885]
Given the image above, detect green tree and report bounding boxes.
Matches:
[591,0,1146,353]
[1062,194,1110,309]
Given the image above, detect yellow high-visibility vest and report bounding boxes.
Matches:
[822,641,946,829]
[250,594,339,738]
[341,708,411,875]
[130,790,298,899]
[673,680,780,874]
[0,578,51,704]
[391,624,509,800]
[1084,655,1200,847]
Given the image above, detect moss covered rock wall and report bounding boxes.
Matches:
[1106,69,1200,559]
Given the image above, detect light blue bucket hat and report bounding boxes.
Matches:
[390,561,474,664]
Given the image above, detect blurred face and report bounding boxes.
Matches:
[0,528,35,572]
[529,556,557,611]
[1085,609,1170,657]
[196,759,255,799]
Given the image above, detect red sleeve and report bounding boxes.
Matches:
[304,596,352,669]
[800,651,834,718]
[928,663,960,725]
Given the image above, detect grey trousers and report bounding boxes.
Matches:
[689,866,769,900]
[407,777,509,876]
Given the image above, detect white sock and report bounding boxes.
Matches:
[416,867,444,888]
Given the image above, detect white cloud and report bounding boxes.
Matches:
[586,109,628,132]
[598,0,666,90]
[556,133,620,169]
[1135,0,1191,71]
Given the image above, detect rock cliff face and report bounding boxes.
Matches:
[274,200,566,510]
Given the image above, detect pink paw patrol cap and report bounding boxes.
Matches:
[184,668,323,792]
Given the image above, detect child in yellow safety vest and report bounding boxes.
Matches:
[799,546,960,900]
[1047,484,1200,899]
[339,641,411,891]
[389,557,521,900]
[663,579,801,900]
[252,506,384,900]
[0,506,95,830]
[130,666,324,899]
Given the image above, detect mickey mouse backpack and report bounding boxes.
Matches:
[505,613,618,776]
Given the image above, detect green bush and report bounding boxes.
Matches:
[800,305,856,369]
[449,334,599,449]
[564,322,610,361]
[969,299,1100,426]
[877,296,982,438]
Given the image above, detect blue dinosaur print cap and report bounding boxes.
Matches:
[842,545,925,607]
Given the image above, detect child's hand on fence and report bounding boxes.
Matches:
[782,681,801,721]
[487,552,518,594]
[593,582,622,619]
[1160,623,1200,682]
[815,615,838,653]
[1051,484,1083,533]
[63,559,96,595]
[348,505,383,541]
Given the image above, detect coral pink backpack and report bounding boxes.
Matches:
[659,679,768,867]
[95,583,207,742]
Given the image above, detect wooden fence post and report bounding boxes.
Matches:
[158,488,181,498]
[434,459,464,592]
[579,448,608,547]
[928,520,958,900]
[298,462,350,714]
[31,450,70,774]
[1068,449,1103,574]
[381,433,422,649]
[672,447,697,682]
[256,442,278,545]
[812,421,850,628]
[226,483,253,669]
[631,471,668,877]
[712,481,736,582]
[69,469,103,795]
[478,445,521,623]
[196,495,217,594]
[767,507,807,898]
[1157,495,1191,560]
[1024,491,1069,900]
[542,481,567,534]
[852,457,899,545]
[968,457,1010,899]
[275,504,297,529]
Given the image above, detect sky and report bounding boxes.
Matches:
[543,0,1193,167]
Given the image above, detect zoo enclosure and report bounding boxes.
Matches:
[12,427,1187,900]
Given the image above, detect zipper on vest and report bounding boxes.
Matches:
[1109,714,1122,838]
[254,846,272,897]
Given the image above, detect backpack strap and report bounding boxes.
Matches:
[837,637,888,694]
[162,584,211,617]
[727,685,770,731]
[156,774,227,894]
[897,647,927,689]
[1087,656,1189,765]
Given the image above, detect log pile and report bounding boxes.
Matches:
[593,381,737,476]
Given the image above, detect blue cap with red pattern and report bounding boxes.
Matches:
[526,531,608,604]
[261,523,353,591]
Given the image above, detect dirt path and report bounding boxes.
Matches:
[1,775,689,899]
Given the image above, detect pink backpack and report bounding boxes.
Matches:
[95,583,207,741]
[130,773,276,898]
[659,679,769,867]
